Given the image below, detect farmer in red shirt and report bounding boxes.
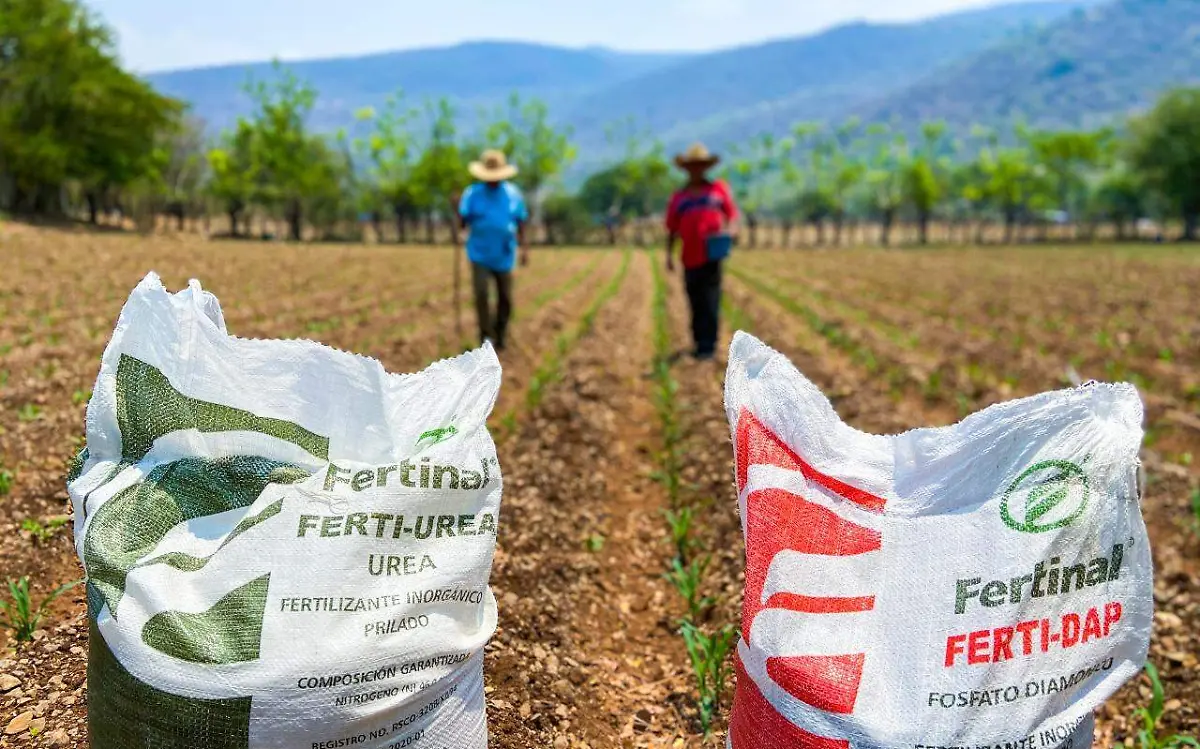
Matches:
[665,143,738,361]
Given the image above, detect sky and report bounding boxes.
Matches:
[86,0,1024,72]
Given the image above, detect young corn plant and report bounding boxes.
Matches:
[666,555,715,623]
[680,621,737,738]
[664,506,696,563]
[1131,663,1199,748]
[0,467,13,497]
[21,516,69,545]
[0,577,82,642]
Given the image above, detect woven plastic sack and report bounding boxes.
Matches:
[723,332,1152,749]
[68,273,503,749]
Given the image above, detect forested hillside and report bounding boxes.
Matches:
[861,0,1200,129]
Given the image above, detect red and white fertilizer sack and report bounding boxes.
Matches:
[68,273,503,749]
[723,332,1152,749]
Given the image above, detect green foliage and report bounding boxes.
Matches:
[484,93,576,206]
[1132,662,1199,749]
[584,534,605,553]
[0,577,81,642]
[17,403,42,422]
[0,0,184,215]
[540,193,592,245]
[0,467,13,496]
[356,92,420,238]
[21,516,69,545]
[679,621,737,737]
[1128,88,1200,239]
[666,555,715,623]
[664,506,697,563]
[1190,489,1200,537]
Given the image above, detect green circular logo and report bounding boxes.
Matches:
[1000,460,1089,533]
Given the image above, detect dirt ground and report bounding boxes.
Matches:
[0,224,1195,747]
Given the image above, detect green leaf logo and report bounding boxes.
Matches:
[416,425,458,448]
[1001,460,1089,533]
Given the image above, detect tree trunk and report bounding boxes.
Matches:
[975,220,986,246]
[424,213,435,245]
[832,214,843,248]
[746,213,758,249]
[228,207,240,237]
[881,210,895,247]
[448,217,461,246]
[813,220,825,247]
[86,192,99,225]
[393,207,408,243]
[370,211,383,243]
[781,220,792,249]
[288,200,303,242]
[918,211,930,246]
[1004,210,1016,245]
[1183,212,1198,242]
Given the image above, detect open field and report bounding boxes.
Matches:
[0,223,1196,747]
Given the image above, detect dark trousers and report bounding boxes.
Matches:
[684,261,722,356]
[472,263,513,348]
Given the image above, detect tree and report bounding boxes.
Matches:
[357,93,420,242]
[863,127,907,247]
[160,116,209,230]
[541,192,591,246]
[978,141,1046,244]
[410,98,470,244]
[902,122,949,245]
[1127,87,1200,241]
[484,93,576,234]
[207,121,257,236]
[0,0,182,216]
[725,134,785,248]
[243,63,320,241]
[1092,167,1144,241]
[583,121,672,245]
[1028,127,1112,239]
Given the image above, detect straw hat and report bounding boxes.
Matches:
[468,149,519,182]
[674,142,720,170]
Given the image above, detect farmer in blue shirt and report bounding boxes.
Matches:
[458,149,529,352]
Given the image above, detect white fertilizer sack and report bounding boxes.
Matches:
[68,273,503,749]
[724,332,1151,749]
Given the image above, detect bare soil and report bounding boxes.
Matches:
[0,226,1195,747]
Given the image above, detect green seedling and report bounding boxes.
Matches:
[666,555,715,623]
[0,468,12,496]
[1190,489,1200,536]
[0,577,82,642]
[17,404,42,422]
[585,534,606,553]
[664,506,696,563]
[679,621,737,737]
[21,516,69,545]
[72,389,91,406]
[1131,662,1199,748]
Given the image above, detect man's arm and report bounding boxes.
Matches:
[718,180,740,237]
[664,193,680,271]
[456,187,472,231]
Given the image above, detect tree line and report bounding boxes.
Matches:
[3,0,1198,244]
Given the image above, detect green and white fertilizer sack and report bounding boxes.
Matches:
[67,273,503,749]
[723,332,1152,749]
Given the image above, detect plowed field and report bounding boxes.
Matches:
[0,224,1195,748]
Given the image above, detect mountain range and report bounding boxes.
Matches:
[145,0,1199,166]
